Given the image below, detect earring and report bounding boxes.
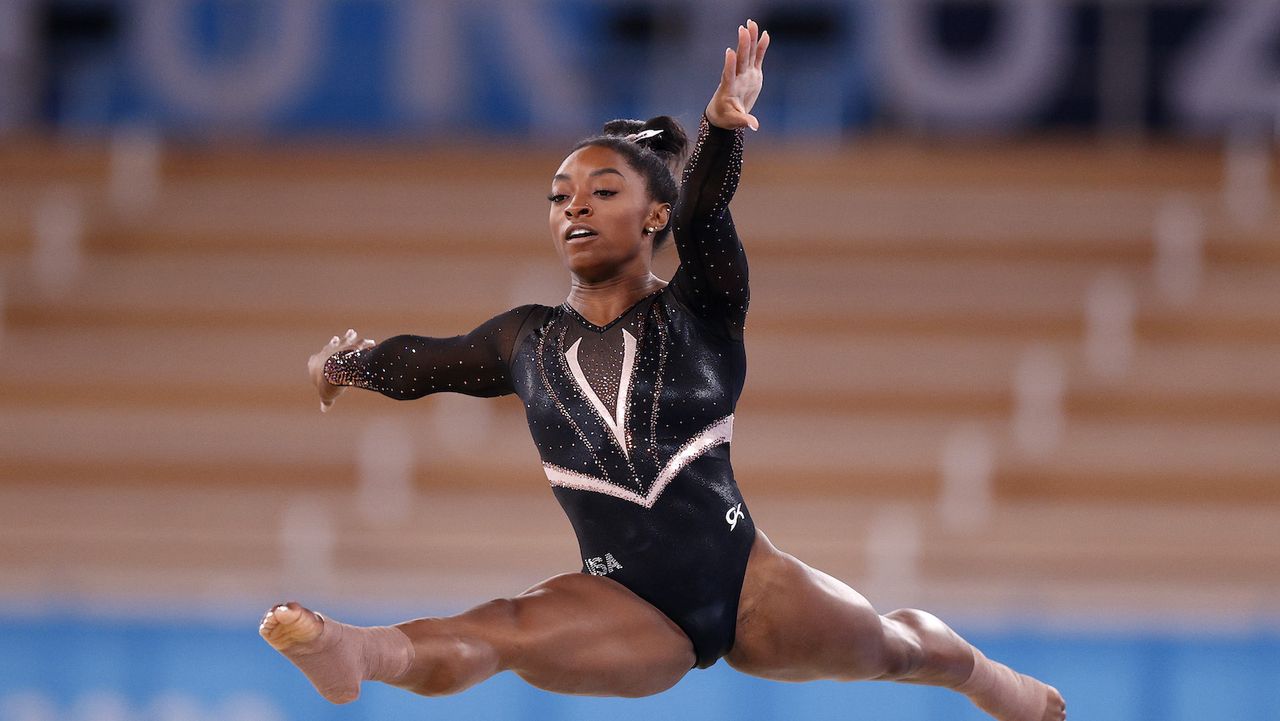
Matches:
[644,227,655,235]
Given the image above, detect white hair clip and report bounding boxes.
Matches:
[625,129,664,143]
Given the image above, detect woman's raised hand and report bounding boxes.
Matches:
[308,328,376,413]
[705,19,770,131]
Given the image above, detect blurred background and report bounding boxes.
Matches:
[0,0,1278,720]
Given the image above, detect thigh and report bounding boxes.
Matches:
[726,530,910,682]
[449,572,695,697]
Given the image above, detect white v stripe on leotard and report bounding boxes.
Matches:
[543,415,735,508]
[564,329,636,458]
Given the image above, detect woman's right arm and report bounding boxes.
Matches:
[310,305,543,411]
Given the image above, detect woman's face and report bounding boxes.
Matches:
[548,144,669,282]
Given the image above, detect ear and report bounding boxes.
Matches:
[648,203,672,231]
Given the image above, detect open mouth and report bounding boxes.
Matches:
[565,225,598,242]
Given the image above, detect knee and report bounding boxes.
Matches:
[885,608,934,638]
[875,609,935,680]
[883,608,971,682]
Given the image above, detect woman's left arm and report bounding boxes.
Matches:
[705,20,769,134]
[669,20,769,339]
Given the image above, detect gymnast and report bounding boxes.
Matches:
[261,20,1064,721]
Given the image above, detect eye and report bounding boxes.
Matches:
[593,189,617,198]
[547,193,567,204]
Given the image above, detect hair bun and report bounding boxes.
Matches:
[601,115,688,160]
[601,118,645,137]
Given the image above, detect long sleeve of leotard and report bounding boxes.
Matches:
[322,305,543,400]
[669,116,748,338]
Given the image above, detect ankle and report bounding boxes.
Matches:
[359,625,415,684]
[956,648,994,693]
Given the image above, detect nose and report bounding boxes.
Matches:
[564,195,591,219]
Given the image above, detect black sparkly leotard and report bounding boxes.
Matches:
[325,120,753,668]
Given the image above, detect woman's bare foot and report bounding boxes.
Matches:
[260,602,324,651]
[258,601,413,704]
[957,649,1066,721]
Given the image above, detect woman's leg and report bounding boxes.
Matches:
[726,530,1065,721]
[260,572,695,704]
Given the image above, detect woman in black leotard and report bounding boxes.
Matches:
[260,21,1064,721]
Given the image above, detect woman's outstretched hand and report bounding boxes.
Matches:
[705,19,769,131]
[308,328,375,413]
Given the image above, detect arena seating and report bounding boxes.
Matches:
[0,136,1276,621]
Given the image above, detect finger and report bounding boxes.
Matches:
[736,25,750,75]
[755,30,770,69]
[320,401,329,413]
[335,328,363,351]
[747,18,759,50]
[745,113,760,132]
[358,339,376,349]
[722,47,736,84]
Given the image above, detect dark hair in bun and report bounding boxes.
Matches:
[570,115,689,249]
[600,116,689,159]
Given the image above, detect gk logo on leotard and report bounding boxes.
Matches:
[585,553,623,576]
[725,503,744,531]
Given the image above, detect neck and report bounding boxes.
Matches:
[566,270,667,327]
